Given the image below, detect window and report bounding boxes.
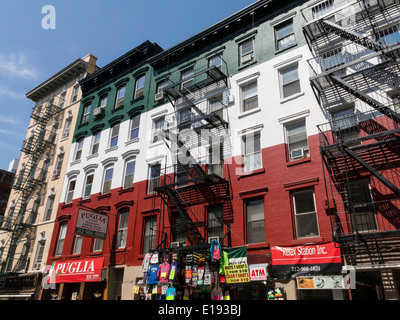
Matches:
[72,235,83,255]
[279,64,301,99]
[109,124,120,148]
[209,94,223,119]
[41,159,50,181]
[62,117,72,139]
[66,178,76,203]
[135,76,145,99]
[181,66,194,90]
[152,117,165,143]
[92,238,103,252]
[240,38,255,64]
[346,180,377,233]
[55,222,67,256]
[130,115,140,140]
[33,240,45,270]
[286,120,309,161]
[83,173,94,198]
[379,24,400,46]
[155,80,169,101]
[99,96,108,109]
[71,85,79,103]
[241,81,258,112]
[91,131,101,155]
[74,139,84,161]
[246,199,266,244]
[82,103,91,123]
[209,54,222,71]
[331,106,360,143]
[208,206,224,240]
[243,132,262,172]
[275,20,296,51]
[148,163,161,194]
[143,216,157,254]
[293,190,319,238]
[116,210,129,249]
[115,86,126,108]
[59,92,66,109]
[124,159,136,189]
[172,213,186,245]
[102,166,114,194]
[54,153,64,176]
[44,196,54,221]
[312,0,334,19]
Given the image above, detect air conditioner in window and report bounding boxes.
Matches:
[170,242,180,248]
[291,148,304,159]
[93,107,105,117]
[155,91,165,101]
[241,53,254,64]
[208,236,220,243]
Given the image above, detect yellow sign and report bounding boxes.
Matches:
[224,263,250,284]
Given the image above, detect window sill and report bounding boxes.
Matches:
[112,105,124,114]
[119,186,134,195]
[280,91,304,104]
[247,242,269,251]
[238,167,265,179]
[87,153,99,161]
[238,106,261,119]
[70,159,81,167]
[286,157,311,167]
[125,138,139,147]
[149,141,164,148]
[238,59,258,71]
[105,146,118,154]
[97,193,111,200]
[144,193,158,199]
[290,237,324,246]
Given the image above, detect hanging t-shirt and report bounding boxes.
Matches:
[150,252,159,264]
[212,287,223,300]
[169,261,179,283]
[157,262,170,283]
[142,253,152,272]
[210,240,221,261]
[166,287,176,300]
[147,264,160,285]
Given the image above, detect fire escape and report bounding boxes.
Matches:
[152,57,233,247]
[0,97,60,288]
[302,0,400,265]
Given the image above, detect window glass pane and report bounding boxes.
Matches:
[241,39,254,55]
[281,66,298,85]
[243,82,257,99]
[294,190,315,213]
[73,235,83,254]
[246,199,265,243]
[117,86,126,99]
[276,22,293,39]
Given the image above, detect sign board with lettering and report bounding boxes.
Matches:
[224,263,250,284]
[75,209,109,240]
[297,275,346,290]
[271,242,342,279]
[249,264,268,281]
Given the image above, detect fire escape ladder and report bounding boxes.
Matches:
[330,74,400,124]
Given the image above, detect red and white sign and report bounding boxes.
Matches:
[271,242,342,278]
[75,209,109,240]
[48,257,104,284]
[249,264,268,281]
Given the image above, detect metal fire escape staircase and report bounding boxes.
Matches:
[0,98,60,288]
[153,59,231,246]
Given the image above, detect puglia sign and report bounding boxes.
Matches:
[75,209,109,240]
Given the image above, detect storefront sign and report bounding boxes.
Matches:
[225,246,247,264]
[75,209,109,240]
[271,242,342,279]
[224,263,250,284]
[297,275,346,289]
[48,257,104,284]
[249,264,268,281]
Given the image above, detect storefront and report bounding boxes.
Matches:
[0,273,41,300]
[42,257,107,300]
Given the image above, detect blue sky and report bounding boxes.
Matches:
[0,0,256,171]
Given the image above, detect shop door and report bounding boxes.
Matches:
[351,271,384,300]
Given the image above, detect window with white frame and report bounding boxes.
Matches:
[143,216,157,254]
[44,196,54,221]
[241,81,258,112]
[240,38,255,65]
[285,120,309,161]
[109,124,120,148]
[135,76,145,99]
[124,158,136,189]
[54,153,64,176]
[65,178,76,203]
[130,115,140,140]
[152,116,165,143]
[115,85,126,108]
[72,235,83,255]
[243,132,262,172]
[246,199,266,244]
[293,189,319,238]
[74,139,84,161]
[275,19,296,51]
[102,166,114,194]
[59,92,66,109]
[33,240,45,270]
[209,94,223,119]
[155,80,169,101]
[312,0,334,19]
[116,209,129,249]
[279,64,301,99]
[148,163,161,194]
[55,222,67,256]
[91,131,101,155]
[92,238,103,252]
[209,54,222,71]
[181,66,194,90]
[99,95,108,109]
[82,103,91,124]
[83,172,94,199]
[331,106,360,143]
[62,117,72,139]
[71,85,79,103]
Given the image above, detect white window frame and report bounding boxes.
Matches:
[115,85,126,108]
[135,76,145,99]
[285,119,309,161]
[82,103,91,124]
[83,172,94,199]
[99,95,108,109]
[293,189,320,239]
[109,124,120,148]
[242,131,262,173]
[240,38,255,65]
[123,158,136,189]
[116,210,129,249]
[74,139,84,161]
[152,116,165,143]
[71,85,79,103]
[245,198,266,244]
[33,240,45,270]
[275,19,296,51]
[72,235,83,255]
[102,166,114,194]
[91,131,101,155]
[55,222,67,256]
[279,63,301,100]
[65,178,76,204]
[129,115,140,141]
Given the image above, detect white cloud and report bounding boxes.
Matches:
[0,114,22,125]
[0,84,24,99]
[0,53,39,80]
